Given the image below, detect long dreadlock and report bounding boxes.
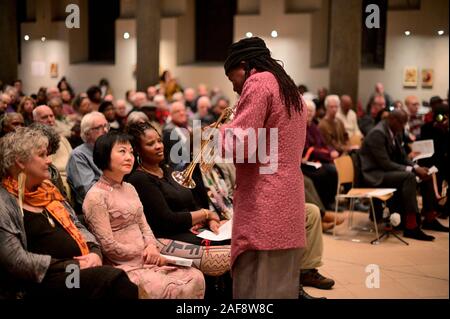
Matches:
[224,37,303,117]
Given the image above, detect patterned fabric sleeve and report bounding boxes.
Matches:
[83,188,141,262]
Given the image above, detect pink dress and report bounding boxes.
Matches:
[220,71,307,267]
[83,175,205,299]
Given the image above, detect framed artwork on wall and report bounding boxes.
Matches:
[403,66,418,87]
[50,63,58,78]
[421,68,434,88]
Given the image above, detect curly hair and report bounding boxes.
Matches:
[126,122,160,154]
[0,127,48,179]
[29,123,60,155]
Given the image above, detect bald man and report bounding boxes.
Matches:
[404,95,424,139]
[337,95,362,138]
[359,110,448,241]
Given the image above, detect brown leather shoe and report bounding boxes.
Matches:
[301,269,335,290]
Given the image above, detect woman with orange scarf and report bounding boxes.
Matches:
[0,127,138,299]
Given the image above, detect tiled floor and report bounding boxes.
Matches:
[304,211,449,299]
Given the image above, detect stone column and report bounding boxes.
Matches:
[329,0,362,103]
[0,0,18,85]
[136,0,161,91]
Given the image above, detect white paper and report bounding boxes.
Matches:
[366,188,397,197]
[160,254,193,267]
[197,220,232,241]
[411,140,434,162]
[427,166,439,175]
[303,161,322,169]
[31,61,46,77]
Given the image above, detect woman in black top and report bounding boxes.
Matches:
[127,122,230,277]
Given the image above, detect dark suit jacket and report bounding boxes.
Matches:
[359,120,414,186]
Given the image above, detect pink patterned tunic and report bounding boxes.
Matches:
[220,71,307,267]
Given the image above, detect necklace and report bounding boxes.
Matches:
[139,164,163,178]
[42,209,56,228]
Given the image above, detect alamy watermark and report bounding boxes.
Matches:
[65,264,80,289]
[365,4,380,29]
[365,264,381,288]
[65,4,80,29]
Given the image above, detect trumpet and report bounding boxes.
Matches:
[172,106,235,189]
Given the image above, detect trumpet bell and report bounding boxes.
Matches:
[171,170,196,189]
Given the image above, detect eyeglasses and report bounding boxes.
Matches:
[90,123,110,132]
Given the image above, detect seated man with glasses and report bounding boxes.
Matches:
[67,112,110,213]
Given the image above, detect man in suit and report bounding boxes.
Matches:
[359,110,448,241]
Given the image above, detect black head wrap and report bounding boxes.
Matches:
[224,37,271,74]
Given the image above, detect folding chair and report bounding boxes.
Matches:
[333,155,396,244]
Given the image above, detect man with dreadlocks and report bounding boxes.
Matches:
[220,37,307,299]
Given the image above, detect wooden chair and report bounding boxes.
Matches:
[333,155,396,244]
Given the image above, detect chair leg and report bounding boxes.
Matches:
[370,198,380,245]
[333,196,339,239]
[348,198,355,230]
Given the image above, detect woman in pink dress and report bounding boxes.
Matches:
[83,132,205,299]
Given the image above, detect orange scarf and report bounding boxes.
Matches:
[2,177,89,256]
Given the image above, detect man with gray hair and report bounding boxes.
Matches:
[66,112,109,211]
[318,95,350,155]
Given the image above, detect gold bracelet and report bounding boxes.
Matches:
[204,209,209,220]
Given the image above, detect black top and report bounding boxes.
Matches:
[127,167,199,239]
[24,209,82,259]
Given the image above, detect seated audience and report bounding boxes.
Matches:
[299,203,336,299]
[48,98,73,138]
[370,82,393,108]
[420,103,449,217]
[0,112,24,137]
[336,95,362,139]
[71,95,92,122]
[126,122,231,277]
[359,94,386,136]
[61,90,75,116]
[313,87,328,122]
[66,112,108,211]
[33,105,72,198]
[17,96,36,126]
[99,101,120,131]
[404,95,424,140]
[193,96,215,127]
[303,99,339,210]
[86,86,102,111]
[83,132,205,299]
[163,101,192,170]
[359,110,448,241]
[29,123,67,198]
[0,127,138,299]
[318,95,351,154]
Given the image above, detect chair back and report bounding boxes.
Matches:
[349,134,363,147]
[334,155,355,190]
